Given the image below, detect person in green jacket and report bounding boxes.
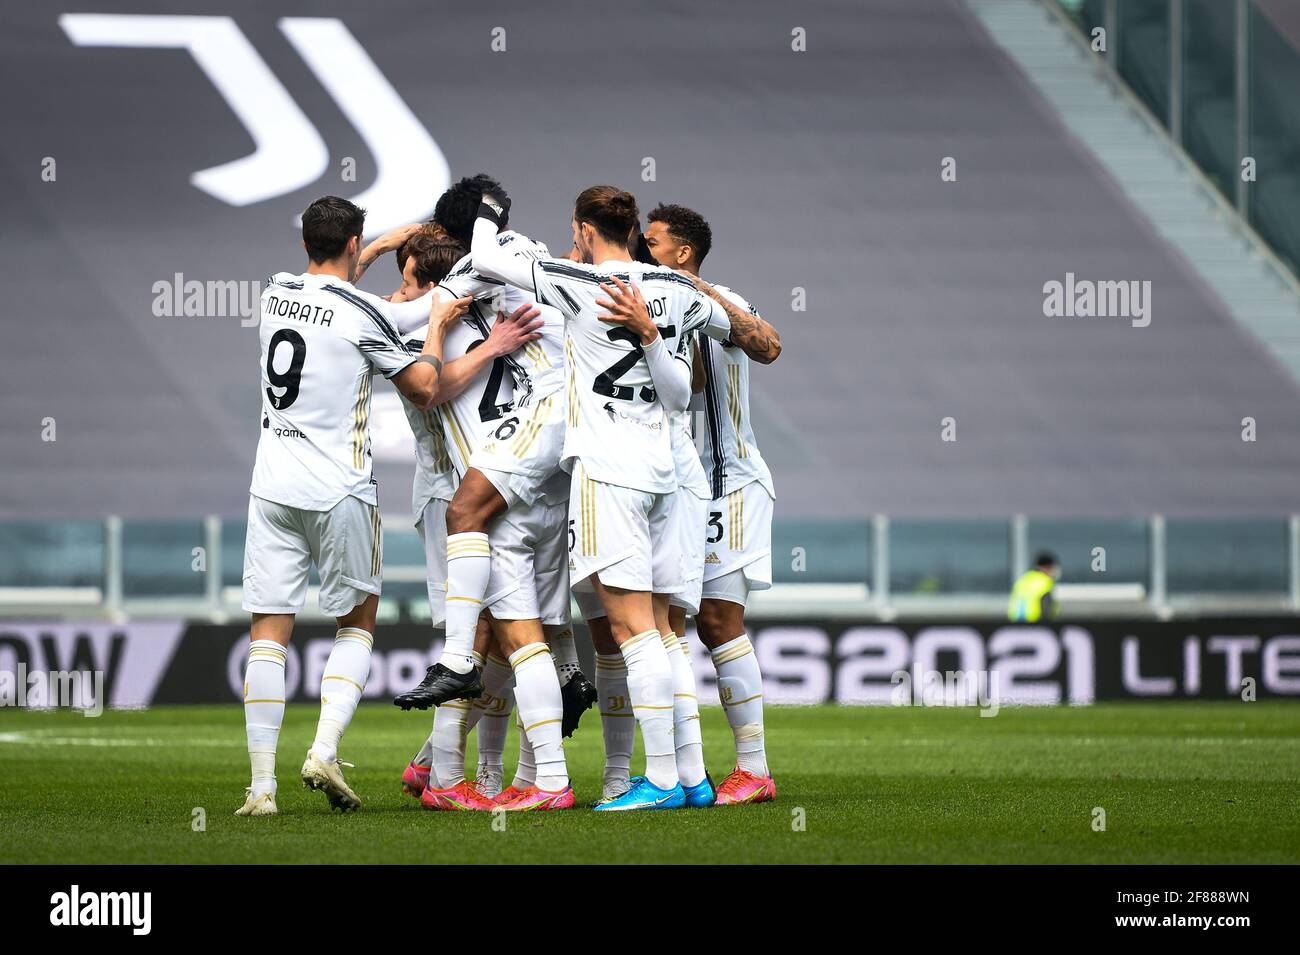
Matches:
[1008,552,1060,622]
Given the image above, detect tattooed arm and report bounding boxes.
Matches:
[687,274,782,364]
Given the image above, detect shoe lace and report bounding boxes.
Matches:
[716,770,744,796]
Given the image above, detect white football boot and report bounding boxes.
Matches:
[234,788,278,817]
[301,751,361,811]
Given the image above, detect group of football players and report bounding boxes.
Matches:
[237,173,780,816]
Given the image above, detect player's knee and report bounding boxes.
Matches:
[696,600,743,647]
[338,593,378,632]
[446,487,503,535]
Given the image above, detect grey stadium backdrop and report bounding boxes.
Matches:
[5,0,1300,523]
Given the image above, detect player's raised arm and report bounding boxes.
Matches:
[355,222,422,283]
[390,294,471,410]
[596,276,693,413]
[469,193,540,292]
[688,273,782,364]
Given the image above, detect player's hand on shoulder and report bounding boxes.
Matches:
[430,293,473,329]
[488,303,544,356]
[677,269,712,295]
[597,275,658,345]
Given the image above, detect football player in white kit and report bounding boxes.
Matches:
[236,197,467,817]
[643,203,783,805]
[469,185,737,811]
[377,186,577,812]
[384,178,596,741]
[574,241,718,807]
[364,224,547,806]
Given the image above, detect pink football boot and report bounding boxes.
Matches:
[401,761,431,799]
[714,767,777,806]
[420,780,495,811]
[497,785,576,812]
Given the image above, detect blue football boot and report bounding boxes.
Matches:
[591,776,685,811]
[682,773,716,808]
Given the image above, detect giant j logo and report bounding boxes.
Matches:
[60,13,448,236]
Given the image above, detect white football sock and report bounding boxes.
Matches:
[621,629,677,791]
[311,628,372,764]
[595,651,633,797]
[710,634,768,776]
[423,654,486,789]
[414,735,434,768]
[509,644,568,791]
[511,714,536,790]
[470,653,515,791]
[662,630,706,788]
[548,625,581,684]
[244,640,286,797]
[441,533,490,673]
[431,699,471,787]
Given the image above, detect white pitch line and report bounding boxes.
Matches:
[0,731,240,747]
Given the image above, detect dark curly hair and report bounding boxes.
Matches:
[433,174,509,246]
[647,203,712,265]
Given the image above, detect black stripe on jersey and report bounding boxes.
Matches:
[322,284,406,350]
[444,255,475,280]
[465,301,493,338]
[402,338,424,353]
[700,336,727,499]
[444,256,506,288]
[537,261,601,285]
[675,328,695,358]
[554,284,582,315]
[537,261,699,293]
[682,298,709,335]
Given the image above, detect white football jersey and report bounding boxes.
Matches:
[403,320,515,482]
[388,232,565,406]
[440,233,565,406]
[250,272,416,511]
[534,259,715,494]
[398,387,457,517]
[661,325,711,501]
[698,285,775,499]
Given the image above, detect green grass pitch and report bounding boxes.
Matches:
[1,701,1297,864]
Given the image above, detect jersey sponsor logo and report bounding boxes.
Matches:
[600,402,663,431]
[60,14,449,236]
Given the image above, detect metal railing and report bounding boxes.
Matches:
[1055,0,1300,279]
[2,514,1297,623]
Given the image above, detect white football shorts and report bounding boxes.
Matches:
[242,493,382,617]
[668,489,709,615]
[700,481,773,605]
[568,462,681,595]
[484,495,571,625]
[415,497,451,628]
[469,393,565,507]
